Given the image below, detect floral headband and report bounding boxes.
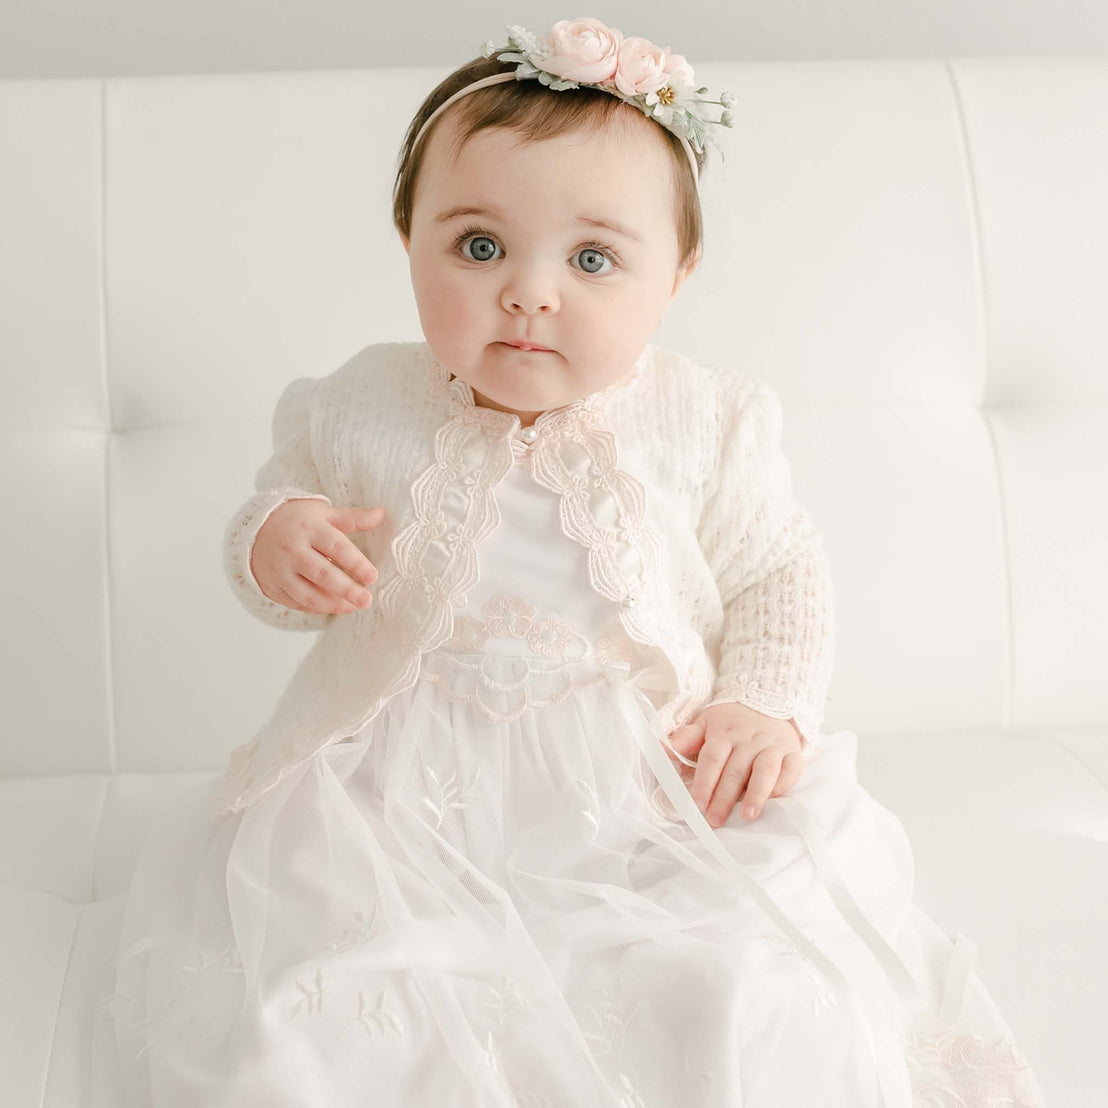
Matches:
[411,17,735,188]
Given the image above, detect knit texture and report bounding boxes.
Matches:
[695,373,836,734]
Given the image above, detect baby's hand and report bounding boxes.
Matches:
[665,702,805,826]
[250,500,387,615]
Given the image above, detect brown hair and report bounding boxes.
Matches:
[392,55,705,273]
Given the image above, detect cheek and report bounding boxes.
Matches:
[416,268,474,328]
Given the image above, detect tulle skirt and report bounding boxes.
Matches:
[91,649,1046,1107]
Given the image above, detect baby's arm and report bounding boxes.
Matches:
[222,375,335,632]
[695,376,835,749]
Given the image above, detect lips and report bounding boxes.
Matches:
[503,340,553,352]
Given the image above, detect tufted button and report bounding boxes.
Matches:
[519,425,538,443]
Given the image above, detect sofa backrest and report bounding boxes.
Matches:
[1,58,1105,777]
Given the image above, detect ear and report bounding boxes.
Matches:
[671,244,702,297]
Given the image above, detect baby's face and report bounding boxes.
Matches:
[400,112,699,426]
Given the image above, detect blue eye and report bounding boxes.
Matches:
[459,233,500,263]
[451,224,621,274]
[575,247,612,275]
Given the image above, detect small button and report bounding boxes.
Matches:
[520,425,538,443]
[621,594,637,609]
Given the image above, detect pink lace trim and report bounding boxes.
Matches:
[420,592,642,723]
[423,346,713,735]
[444,593,636,665]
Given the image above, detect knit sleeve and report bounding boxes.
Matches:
[222,375,336,632]
[695,376,835,749]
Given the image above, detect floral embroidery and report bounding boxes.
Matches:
[420,758,482,831]
[484,595,538,640]
[574,777,601,839]
[479,1028,510,1081]
[905,1027,1043,1107]
[582,978,638,1059]
[581,977,647,1107]
[329,906,379,957]
[180,940,245,978]
[480,975,530,1033]
[419,649,613,723]
[474,976,531,1082]
[528,617,579,655]
[290,965,328,1019]
[595,633,636,669]
[447,614,490,653]
[446,594,596,660]
[268,904,410,1048]
[353,987,405,1038]
[132,1009,205,1060]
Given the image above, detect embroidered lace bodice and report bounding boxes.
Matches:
[420,434,672,723]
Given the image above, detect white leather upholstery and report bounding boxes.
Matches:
[1,57,1105,1106]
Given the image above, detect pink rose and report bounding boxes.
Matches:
[662,51,697,97]
[613,37,673,97]
[536,17,622,84]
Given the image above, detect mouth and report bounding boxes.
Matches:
[501,341,554,352]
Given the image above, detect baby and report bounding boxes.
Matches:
[248,22,804,833]
[96,17,1047,1108]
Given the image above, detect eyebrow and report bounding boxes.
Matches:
[431,203,644,245]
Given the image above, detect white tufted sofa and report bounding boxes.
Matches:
[2,56,1106,1107]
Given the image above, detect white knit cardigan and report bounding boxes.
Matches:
[215,340,835,816]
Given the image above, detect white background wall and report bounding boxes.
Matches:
[2,0,1108,80]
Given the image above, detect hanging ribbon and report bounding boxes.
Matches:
[606,656,976,1027]
[604,662,983,1106]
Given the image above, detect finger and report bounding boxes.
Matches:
[276,575,357,615]
[314,523,379,593]
[665,718,705,766]
[329,505,387,534]
[299,544,375,609]
[271,583,314,613]
[703,747,752,828]
[740,749,785,820]
[688,737,732,814]
[769,752,806,798]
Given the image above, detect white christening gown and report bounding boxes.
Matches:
[91,455,1047,1108]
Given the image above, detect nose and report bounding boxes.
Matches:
[500,266,559,316]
